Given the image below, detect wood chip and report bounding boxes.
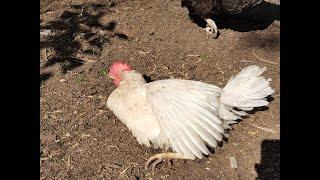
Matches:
[72,143,79,148]
[55,56,95,63]
[41,157,49,161]
[81,133,91,138]
[229,156,238,169]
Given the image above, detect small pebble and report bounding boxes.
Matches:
[229,156,238,169]
[248,131,257,136]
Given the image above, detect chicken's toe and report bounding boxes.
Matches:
[145,152,192,171]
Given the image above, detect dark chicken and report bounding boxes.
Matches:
[181,0,263,38]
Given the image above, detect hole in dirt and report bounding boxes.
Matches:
[143,75,154,83]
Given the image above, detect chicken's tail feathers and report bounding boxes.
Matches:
[218,65,274,125]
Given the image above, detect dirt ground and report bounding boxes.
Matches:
[40,0,280,179]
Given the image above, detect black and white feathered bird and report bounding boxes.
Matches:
[181,0,263,38]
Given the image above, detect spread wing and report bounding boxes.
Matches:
[145,79,224,159]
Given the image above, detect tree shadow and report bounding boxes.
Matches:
[255,139,280,180]
[40,2,128,83]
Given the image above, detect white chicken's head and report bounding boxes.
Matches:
[109,61,132,86]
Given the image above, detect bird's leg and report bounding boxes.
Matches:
[204,18,218,39]
[145,153,192,175]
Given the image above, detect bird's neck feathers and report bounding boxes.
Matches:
[118,70,146,89]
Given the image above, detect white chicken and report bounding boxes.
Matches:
[107,61,274,172]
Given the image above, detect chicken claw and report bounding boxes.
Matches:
[205,18,218,39]
[145,153,192,174]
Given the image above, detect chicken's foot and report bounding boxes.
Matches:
[205,18,218,39]
[145,152,192,175]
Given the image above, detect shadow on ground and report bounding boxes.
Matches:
[40,2,128,84]
[216,1,279,32]
[187,1,279,35]
[255,139,280,180]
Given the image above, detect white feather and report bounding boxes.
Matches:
[219,65,274,121]
[145,79,224,158]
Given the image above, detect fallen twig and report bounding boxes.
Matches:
[50,110,62,114]
[215,60,221,67]
[44,48,48,61]
[95,110,108,116]
[75,111,88,120]
[194,59,203,63]
[186,54,200,57]
[240,60,254,63]
[249,124,276,134]
[42,9,65,15]
[132,162,140,166]
[139,155,148,161]
[41,157,49,161]
[252,50,279,66]
[120,166,131,174]
[55,56,95,63]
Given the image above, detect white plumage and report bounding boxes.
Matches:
[107,63,274,167]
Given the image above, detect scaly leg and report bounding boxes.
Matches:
[204,18,218,39]
[145,152,193,175]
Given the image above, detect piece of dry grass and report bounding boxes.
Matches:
[249,124,277,134]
